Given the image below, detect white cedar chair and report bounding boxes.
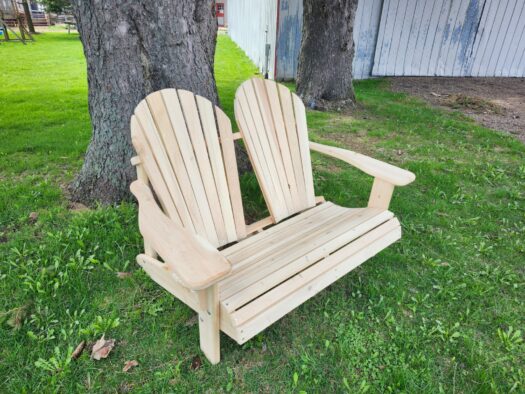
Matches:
[129,78,415,364]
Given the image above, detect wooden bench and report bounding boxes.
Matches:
[129,78,415,364]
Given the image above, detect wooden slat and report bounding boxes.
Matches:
[222,202,337,262]
[220,209,393,305]
[145,92,206,237]
[237,85,289,220]
[220,206,362,291]
[158,90,217,242]
[178,90,227,245]
[277,83,309,210]
[258,79,300,211]
[216,109,247,240]
[196,95,238,243]
[131,111,185,226]
[292,93,316,207]
[234,79,317,222]
[231,219,402,343]
[249,79,295,213]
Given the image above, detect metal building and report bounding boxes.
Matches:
[228,0,525,80]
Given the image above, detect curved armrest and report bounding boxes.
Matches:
[130,180,231,290]
[310,142,415,186]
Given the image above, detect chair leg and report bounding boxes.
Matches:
[198,285,220,364]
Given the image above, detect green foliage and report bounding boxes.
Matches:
[38,0,70,13]
[0,33,524,392]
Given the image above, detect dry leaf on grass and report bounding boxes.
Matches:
[116,272,132,279]
[91,335,116,360]
[72,340,86,360]
[122,360,139,372]
[190,355,202,370]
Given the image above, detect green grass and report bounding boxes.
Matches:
[1,33,524,393]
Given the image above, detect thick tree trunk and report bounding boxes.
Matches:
[21,0,35,34]
[296,0,358,111]
[69,0,218,204]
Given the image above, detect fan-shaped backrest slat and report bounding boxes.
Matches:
[131,89,246,248]
[235,78,316,222]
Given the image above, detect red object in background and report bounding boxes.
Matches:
[216,2,225,26]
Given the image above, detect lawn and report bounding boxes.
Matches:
[0,33,524,393]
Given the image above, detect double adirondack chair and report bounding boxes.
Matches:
[129,78,415,364]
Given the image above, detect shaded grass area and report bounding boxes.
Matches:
[1,33,524,393]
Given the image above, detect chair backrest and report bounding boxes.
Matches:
[131,89,246,248]
[234,78,316,222]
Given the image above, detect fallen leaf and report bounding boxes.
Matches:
[122,360,139,372]
[190,355,202,370]
[116,272,132,279]
[91,335,116,360]
[72,341,86,360]
[28,212,39,223]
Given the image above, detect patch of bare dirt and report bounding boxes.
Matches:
[389,77,525,144]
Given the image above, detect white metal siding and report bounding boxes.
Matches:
[353,0,384,79]
[373,0,525,77]
[229,0,525,79]
[228,0,278,79]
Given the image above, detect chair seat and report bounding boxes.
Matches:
[218,202,402,344]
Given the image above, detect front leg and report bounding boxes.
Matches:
[198,284,221,364]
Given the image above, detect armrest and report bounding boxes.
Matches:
[130,180,231,290]
[309,142,415,186]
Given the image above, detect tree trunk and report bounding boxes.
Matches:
[69,0,218,204]
[22,0,35,34]
[296,0,358,111]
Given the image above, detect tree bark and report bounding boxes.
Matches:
[69,0,218,204]
[22,0,35,34]
[296,0,358,111]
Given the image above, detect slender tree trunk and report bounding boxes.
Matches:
[69,0,218,204]
[21,0,35,34]
[296,0,358,111]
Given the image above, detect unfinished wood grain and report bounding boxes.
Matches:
[231,220,402,343]
[368,178,395,209]
[216,109,247,240]
[235,79,317,221]
[131,180,231,290]
[196,95,237,243]
[310,141,416,186]
[221,209,394,311]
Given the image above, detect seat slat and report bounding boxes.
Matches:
[229,219,402,343]
[223,202,334,257]
[220,205,360,292]
[220,209,392,304]
[196,95,238,243]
